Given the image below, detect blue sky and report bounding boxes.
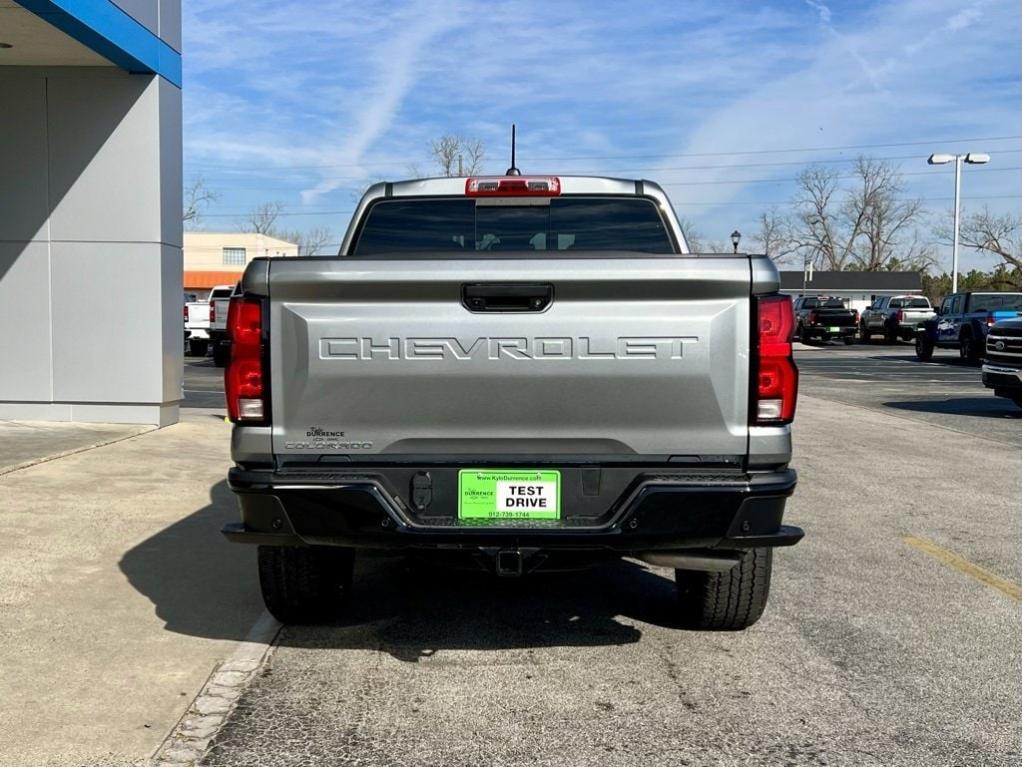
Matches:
[182,0,1021,269]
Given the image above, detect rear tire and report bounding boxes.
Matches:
[842,336,855,345]
[258,545,355,624]
[187,338,208,357]
[884,323,898,344]
[859,324,871,343]
[799,325,812,345]
[959,333,981,364]
[915,335,934,361]
[212,342,228,368]
[674,548,772,631]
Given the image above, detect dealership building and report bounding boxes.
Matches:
[0,1,182,425]
[183,232,298,300]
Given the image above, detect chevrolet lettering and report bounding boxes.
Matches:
[319,336,695,361]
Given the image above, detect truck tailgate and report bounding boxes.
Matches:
[267,257,752,461]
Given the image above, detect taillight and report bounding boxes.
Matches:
[754,295,798,425]
[807,310,817,324]
[210,303,216,323]
[465,176,561,197]
[895,309,904,322]
[183,305,188,321]
[852,309,860,323]
[986,314,997,327]
[225,297,266,422]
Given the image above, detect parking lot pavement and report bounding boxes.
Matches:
[200,390,1020,766]
[184,355,227,409]
[795,341,1022,446]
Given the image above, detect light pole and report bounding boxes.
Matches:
[730,230,741,254]
[927,152,990,294]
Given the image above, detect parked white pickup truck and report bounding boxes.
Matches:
[184,284,234,359]
[183,297,211,357]
[208,283,237,367]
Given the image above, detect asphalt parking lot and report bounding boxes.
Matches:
[180,342,1020,767]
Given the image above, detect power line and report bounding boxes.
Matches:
[186,152,1022,191]
[183,134,1022,173]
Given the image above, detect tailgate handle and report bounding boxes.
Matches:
[462,283,553,312]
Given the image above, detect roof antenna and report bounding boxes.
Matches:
[505,123,521,176]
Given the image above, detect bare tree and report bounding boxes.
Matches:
[677,216,705,252]
[849,158,930,271]
[787,157,928,271]
[278,227,335,256]
[182,176,218,226]
[752,208,797,264]
[429,134,485,176]
[243,201,285,234]
[955,208,1022,271]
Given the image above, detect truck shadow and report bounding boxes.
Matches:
[294,553,672,662]
[119,481,673,657]
[883,397,1022,419]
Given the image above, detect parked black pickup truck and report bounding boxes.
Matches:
[792,296,858,345]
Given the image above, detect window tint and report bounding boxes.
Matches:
[968,293,1022,312]
[801,297,818,308]
[905,298,930,308]
[821,298,846,308]
[353,197,675,255]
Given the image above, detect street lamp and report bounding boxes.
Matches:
[730,230,741,254]
[927,151,990,293]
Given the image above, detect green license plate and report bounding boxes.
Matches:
[458,469,561,520]
[828,326,841,332]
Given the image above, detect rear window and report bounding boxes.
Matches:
[352,197,676,255]
[968,293,1022,312]
[889,298,930,308]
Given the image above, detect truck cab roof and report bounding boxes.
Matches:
[341,175,688,255]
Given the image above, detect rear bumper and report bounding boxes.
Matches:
[804,324,856,337]
[223,466,801,553]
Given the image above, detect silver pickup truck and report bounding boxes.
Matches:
[221,175,801,631]
[860,295,935,343]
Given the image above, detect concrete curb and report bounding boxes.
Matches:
[150,611,282,766]
[0,426,156,477]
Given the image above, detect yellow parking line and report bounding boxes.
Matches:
[903,536,1022,602]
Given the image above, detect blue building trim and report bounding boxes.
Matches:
[17,0,182,88]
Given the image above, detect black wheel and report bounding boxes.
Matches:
[842,336,855,345]
[798,325,812,345]
[674,548,772,631]
[959,333,981,364]
[258,545,355,624]
[188,338,209,357]
[859,324,871,343]
[212,342,228,368]
[915,335,934,361]
[884,323,898,344]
